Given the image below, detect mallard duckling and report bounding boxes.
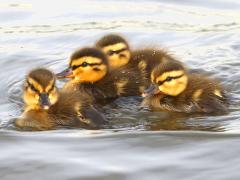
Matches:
[15,68,106,131]
[96,34,181,85]
[142,61,229,114]
[57,47,148,103]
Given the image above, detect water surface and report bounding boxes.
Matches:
[0,0,240,179]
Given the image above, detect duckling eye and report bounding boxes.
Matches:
[81,62,89,67]
[72,62,89,70]
[166,76,173,82]
[107,50,114,56]
[27,82,39,93]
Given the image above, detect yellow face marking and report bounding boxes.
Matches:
[102,43,127,52]
[48,88,58,105]
[102,43,130,69]
[24,78,43,110]
[115,79,128,95]
[45,79,55,92]
[28,77,43,93]
[23,89,40,110]
[74,65,107,83]
[156,70,185,83]
[71,57,102,67]
[108,52,130,69]
[155,70,188,96]
[24,89,58,111]
[192,89,203,101]
[71,56,107,83]
[158,75,188,96]
[24,77,58,110]
[214,89,223,97]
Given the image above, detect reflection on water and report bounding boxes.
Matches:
[1,130,240,180]
[0,0,240,179]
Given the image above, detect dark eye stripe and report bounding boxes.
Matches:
[47,84,55,93]
[71,62,102,70]
[157,74,184,86]
[72,64,81,71]
[89,62,102,66]
[27,81,40,94]
[107,48,128,56]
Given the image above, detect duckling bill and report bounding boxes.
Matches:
[142,61,229,114]
[15,68,107,131]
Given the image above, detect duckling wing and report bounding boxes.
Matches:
[159,96,197,113]
[110,66,148,96]
[79,105,108,129]
[142,94,198,113]
[14,114,55,131]
[78,82,118,104]
[196,96,228,114]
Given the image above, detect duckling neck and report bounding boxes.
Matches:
[24,105,47,112]
[81,72,108,85]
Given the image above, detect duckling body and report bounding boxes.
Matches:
[130,49,177,81]
[64,67,148,103]
[142,61,228,114]
[15,68,106,131]
[58,47,148,104]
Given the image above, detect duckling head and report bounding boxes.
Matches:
[144,61,188,97]
[57,47,108,83]
[24,68,58,110]
[96,34,131,69]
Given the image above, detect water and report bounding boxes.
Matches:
[0,0,240,179]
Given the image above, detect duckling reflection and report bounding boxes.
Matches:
[15,68,106,131]
[57,47,148,104]
[145,111,224,131]
[142,61,229,114]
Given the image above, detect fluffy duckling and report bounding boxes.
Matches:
[57,47,148,103]
[15,68,106,131]
[142,61,229,114]
[96,34,179,80]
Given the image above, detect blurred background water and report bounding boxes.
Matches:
[0,0,240,179]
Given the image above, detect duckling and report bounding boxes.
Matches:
[96,34,179,79]
[142,61,229,114]
[15,68,106,131]
[57,47,148,104]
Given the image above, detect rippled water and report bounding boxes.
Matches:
[0,0,240,179]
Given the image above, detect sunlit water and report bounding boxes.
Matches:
[0,0,240,179]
